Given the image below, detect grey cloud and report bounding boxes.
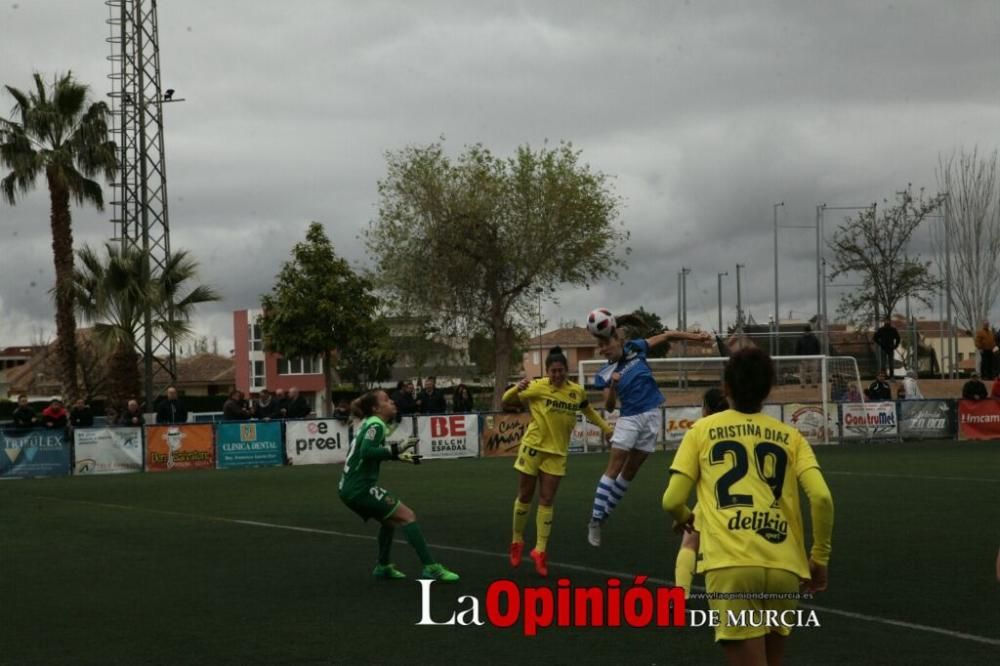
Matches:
[3,0,999,352]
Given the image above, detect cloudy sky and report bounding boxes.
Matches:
[2,0,999,353]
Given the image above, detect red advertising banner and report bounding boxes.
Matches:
[145,424,215,471]
[481,413,531,457]
[957,399,1000,440]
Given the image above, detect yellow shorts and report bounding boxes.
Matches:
[513,444,567,477]
[705,567,800,642]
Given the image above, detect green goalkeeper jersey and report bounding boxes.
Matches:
[338,416,394,499]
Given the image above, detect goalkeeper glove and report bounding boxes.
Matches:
[398,450,422,465]
[390,437,419,460]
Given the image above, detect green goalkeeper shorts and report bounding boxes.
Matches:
[340,485,401,522]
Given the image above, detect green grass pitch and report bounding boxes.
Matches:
[1,441,998,665]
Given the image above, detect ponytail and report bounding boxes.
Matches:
[545,346,568,370]
[351,391,381,420]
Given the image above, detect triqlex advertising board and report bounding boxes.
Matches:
[0,428,71,478]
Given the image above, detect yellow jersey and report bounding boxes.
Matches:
[670,409,820,579]
[503,379,610,456]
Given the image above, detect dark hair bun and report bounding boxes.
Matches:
[549,346,563,355]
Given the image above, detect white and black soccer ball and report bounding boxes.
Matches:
[587,308,616,339]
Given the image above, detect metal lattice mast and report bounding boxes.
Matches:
[106,0,175,407]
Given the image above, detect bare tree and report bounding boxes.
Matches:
[937,148,1000,332]
[828,186,945,326]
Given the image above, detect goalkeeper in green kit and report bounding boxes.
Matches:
[338,389,459,582]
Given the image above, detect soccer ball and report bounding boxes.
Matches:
[587,308,616,338]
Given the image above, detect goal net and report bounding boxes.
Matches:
[577,355,868,444]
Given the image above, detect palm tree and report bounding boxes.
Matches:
[0,72,117,401]
[74,243,220,407]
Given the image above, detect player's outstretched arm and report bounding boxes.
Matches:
[800,467,834,592]
[580,402,612,438]
[647,329,713,349]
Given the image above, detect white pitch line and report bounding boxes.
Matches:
[824,470,1000,483]
[31,495,1000,648]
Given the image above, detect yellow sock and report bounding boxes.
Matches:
[675,546,697,597]
[535,504,554,553]
[512,499,531,544]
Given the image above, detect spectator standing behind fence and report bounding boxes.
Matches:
[873,317,900,375]
[452,384,475,413]
[156,386,189,424]
[253,389,278,420]
[417,377,448,414]
[41,399,68,429]
[794,325,821,388]
[867,370,892,400]
[962,373,988,400]
[900,369,923,400]
[975,321,996,380]
[391,381,418,420]
[69,398,94,428]
[223,390,250,420]
[285,387,312,419]
[273,388,288,418]
[117,399,145,426]
[12,395,36,428]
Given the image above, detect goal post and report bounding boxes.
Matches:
[578,354,868,444]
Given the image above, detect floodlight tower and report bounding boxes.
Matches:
[105,0,179,407]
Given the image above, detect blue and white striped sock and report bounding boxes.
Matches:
[591,474,615,521]
[603,475,631,519]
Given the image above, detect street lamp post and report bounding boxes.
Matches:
[735,264,745,330]
[773,202,784,356]
[818,203,878,357]
[717,271,728,333]
[536,287,543,378]
[943,193,955,377]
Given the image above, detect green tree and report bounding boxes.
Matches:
[828,186,945,326]
[261,223,391,413]
[367,141,628,407]
[469,330,528,376]
[74,243,220,407]
[335,314,396,390]
[0,72,117,400]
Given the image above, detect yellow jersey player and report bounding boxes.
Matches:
[673,387,730,597]
[503,346,612,577]
[662,347,834,666]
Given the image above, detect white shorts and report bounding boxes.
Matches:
[610,408,660,453]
